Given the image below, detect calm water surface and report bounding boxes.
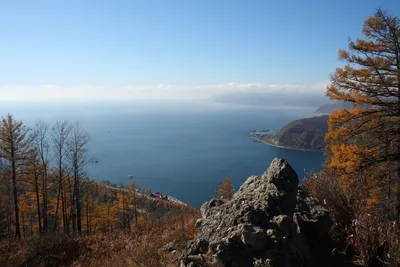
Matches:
[1,101,324,207]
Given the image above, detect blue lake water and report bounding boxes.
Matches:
[1,100,324,207]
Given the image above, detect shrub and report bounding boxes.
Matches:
[303,171,354,229]
[304,171,400,266]
[348,214,400,266]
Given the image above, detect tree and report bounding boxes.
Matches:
[32,121,50,232]
[0,114,32,239]
[128,181,138,226]
[97,202,118,231]
[0,159,11,237]
[19,194,34,238]
[51,121,72,232]
[26,149,43,233]
[325,9,400,217]
[78,178,97,233]
[216,177,234,200]
[117,190,129,229]
[67,123,92,233]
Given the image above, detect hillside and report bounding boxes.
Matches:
[0,178,199,267]
[250,115,328,152]
[1,213,199,267]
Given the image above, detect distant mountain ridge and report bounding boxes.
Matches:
[315,102,353,114]
[250,115,328,152]
[212,92,330,108]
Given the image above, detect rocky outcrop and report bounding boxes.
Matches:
[181,158,338,267]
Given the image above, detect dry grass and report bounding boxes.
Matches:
[348,213,400,266]
[0,213,199,267]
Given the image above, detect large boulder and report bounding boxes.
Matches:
[181,158,337,267]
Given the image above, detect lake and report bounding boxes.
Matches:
[1,100,324,207]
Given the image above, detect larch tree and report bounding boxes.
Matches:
[325,9,400,217]
[67,123,92,233]
[117,190,129,229]
[51,121,72,232]
[128,181,138,226]
[98,201,118,231]
[18,194,33,238]
[0,159,11,237]
[79,178,96,233]
[216,177,234,200]
[32,121,50,232]
[26,149,43,233]
[0,114,32,239]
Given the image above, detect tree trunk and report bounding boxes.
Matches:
[67,176,74,233]
[42,164,48,232]
[76,182,82,233]
[6,176,12,237]
[86,195,89,234]
[75,167,82,233]
[133,190,138,226]
[53,173,62,232]
[11,152,21,239]
[61,171,67,233]
[122,191,125,229]
[396,57,400,220]
[21,211,25,239]
[30,216,33,237]
[33,164,42,233]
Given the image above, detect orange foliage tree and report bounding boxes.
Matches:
[325,9,400,217]
[0,114,32,239]
[216,177,234,200]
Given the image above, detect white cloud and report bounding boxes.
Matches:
[0,82,328,102]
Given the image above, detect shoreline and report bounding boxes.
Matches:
[250,134,324,153]
[103,184,187,206]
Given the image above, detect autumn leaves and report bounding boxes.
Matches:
[325,9,400,217]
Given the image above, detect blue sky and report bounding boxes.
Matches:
[0,0,399,101]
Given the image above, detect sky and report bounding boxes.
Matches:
[0,0,399,101]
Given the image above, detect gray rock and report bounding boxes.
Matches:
[271,215,296,238]
[181,158,338,267]
[240,224,267,249]
[160,240,178,252]
[200,198,225,219]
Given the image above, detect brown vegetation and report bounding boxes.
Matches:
[0,213,199,267]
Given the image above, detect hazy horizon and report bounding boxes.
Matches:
[1,0,399,103]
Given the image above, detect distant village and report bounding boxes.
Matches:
[101,179,185,204]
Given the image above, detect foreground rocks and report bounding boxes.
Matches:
[181,158,340,267]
